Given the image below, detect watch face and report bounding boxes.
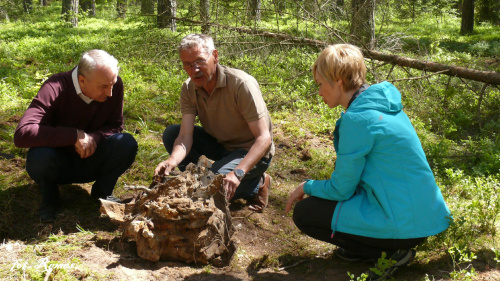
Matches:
[235,169,244,179]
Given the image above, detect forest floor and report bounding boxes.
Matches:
[1,123,500,281]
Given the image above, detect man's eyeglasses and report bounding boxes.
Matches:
[182,52,212,69]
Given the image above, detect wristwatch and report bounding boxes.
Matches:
[234,169,245,181]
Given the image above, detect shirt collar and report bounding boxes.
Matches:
[72,66,93,104]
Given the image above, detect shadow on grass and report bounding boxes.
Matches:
[0,183,119,241]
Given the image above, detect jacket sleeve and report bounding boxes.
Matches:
[303,114,374,201]
[13,79,78,148]
[86,77,124,144]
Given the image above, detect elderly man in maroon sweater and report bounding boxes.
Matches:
[14,49,138,222]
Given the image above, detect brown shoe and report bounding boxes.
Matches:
[248,173,271,212]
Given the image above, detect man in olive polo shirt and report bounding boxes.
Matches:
[154,34,274,212]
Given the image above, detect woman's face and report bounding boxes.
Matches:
[315,71,344,108]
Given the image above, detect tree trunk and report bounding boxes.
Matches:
[41,0,48,6]
[249,0,261,22]
[23,0,33,13]
[200,0,210,33]
[80,0,96,16]
[141,0,155,15]
[460,0,474,35]
[350,0,376,49]
[116,0,127,19]
[157,0,176,31]
[62,0,79,27]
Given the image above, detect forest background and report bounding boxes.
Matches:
[0,0,500,280]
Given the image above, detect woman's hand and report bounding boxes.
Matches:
[285,182,306,214]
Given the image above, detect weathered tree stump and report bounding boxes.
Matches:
[100,156,237,266]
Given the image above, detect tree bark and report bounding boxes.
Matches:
[23,0,32,13]
[200,0,210,34]
[460,0,474,35]
[116,0,127,19]
[249,0,261,22]
[157,0,176,31]
[141,0,155,15]
[350,0,376,49]
[80,0,96,16]
[61,0,79,27]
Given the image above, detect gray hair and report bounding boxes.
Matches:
[77,49,119,77]
[178,34,215,55]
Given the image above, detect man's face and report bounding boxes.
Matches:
[79,65,117,102]
[180,45,218,89]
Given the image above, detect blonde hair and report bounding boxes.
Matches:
[312,44,366,92]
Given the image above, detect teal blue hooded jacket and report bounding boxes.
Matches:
[303,81,451,239]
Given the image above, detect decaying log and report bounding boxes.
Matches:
[100,156,237,266]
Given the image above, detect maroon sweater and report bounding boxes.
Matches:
[14,69,124,149]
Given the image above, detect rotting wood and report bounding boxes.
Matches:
[100,156,237,266]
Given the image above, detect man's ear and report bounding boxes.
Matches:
[213,49,219,64]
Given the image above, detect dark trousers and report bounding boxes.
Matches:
[26,133,138,207]
[293,196,426,259]
[163,125,272,200]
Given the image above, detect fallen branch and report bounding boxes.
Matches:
[170,17,500,85]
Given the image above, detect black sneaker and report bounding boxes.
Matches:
[39,203,60,223]
[367,249,416,281]
[336,247,373,262]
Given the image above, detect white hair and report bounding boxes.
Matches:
[78,49,119,77]
[178,34,215,55]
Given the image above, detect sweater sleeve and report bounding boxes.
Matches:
[303,114,374,201]
[14,78,78,148]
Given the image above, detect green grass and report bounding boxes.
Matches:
[1,1,500,280]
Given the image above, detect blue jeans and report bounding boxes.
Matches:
[26,133,138,207]
[163,125,272,201]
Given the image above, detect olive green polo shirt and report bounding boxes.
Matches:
[180,64,275,156]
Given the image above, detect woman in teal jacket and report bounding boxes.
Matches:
[285,44,450,279]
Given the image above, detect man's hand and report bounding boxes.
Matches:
[223,171,240,201]
[284,182,306,214]
[154,158,178,177]
[75,130,97,158]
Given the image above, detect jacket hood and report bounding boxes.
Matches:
[348,81,403,113]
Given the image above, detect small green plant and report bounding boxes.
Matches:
[448,246,477,280]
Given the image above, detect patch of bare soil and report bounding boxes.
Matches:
[2,130,500,280]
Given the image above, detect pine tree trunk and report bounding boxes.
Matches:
[460,0,474,35]
[61,0,79,27]
[157,0,176,31]
[23,0,33,13]
[141,0,155,15]
[350,0,376,49]
[249,0,261,22]
[81,0,96,16]
[116,0,127,19]
[200,0,210,34]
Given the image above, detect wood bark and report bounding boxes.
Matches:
[116,0,127,19]
[157,0,176,31]
[200,0,210,34]
[249,0,261,22]
[141,0,154,15]
[460,0,474,35]
[350,0,375,49]
[61,0,78,27]
[23,0,32,13]
[80,0,96,16]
